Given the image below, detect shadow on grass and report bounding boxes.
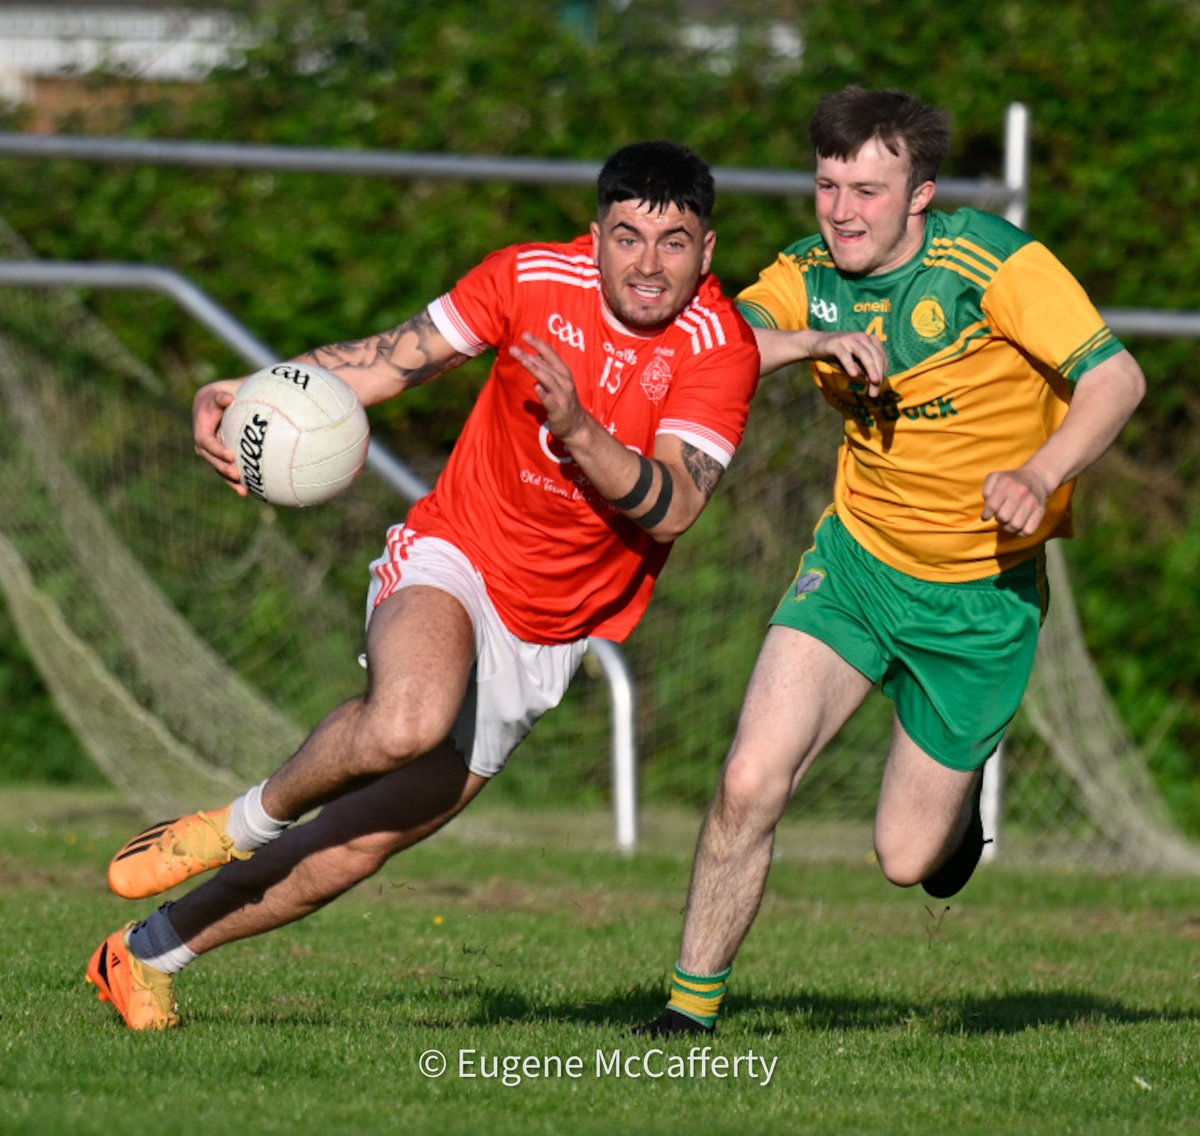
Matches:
[187,980,1200,1037]
[471,985,1200,1037]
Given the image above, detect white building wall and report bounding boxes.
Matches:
[0,5,239,102]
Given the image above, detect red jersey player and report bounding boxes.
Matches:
[406,234,755,643]
[88,141,761,1030]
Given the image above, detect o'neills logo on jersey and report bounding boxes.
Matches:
[238,412,271,501]
[548,312,585,351]
[269,363,312,390]
[639,355,673,402]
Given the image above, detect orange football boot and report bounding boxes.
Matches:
[86,924,180,1030]
[108,806,252,899]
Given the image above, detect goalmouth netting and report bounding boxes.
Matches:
[1,220,1197,873]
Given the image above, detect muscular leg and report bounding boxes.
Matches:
[261,585,475,821]
[873,718,980,887]
[677,627,873,975]
[171,745,488,954]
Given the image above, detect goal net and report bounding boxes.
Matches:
[1,224,1196,873]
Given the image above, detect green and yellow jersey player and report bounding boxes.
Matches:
[740,205,1124,579]
[641,86,1145,1040]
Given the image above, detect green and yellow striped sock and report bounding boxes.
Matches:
[666,963,732,1029]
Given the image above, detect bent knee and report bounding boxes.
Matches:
[873,837,933,888]
[339,830,404,877]
[351,705,454,779]
[302,832,397,894]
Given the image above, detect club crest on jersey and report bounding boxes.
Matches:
[639,354,673,402]
[792,569,825,599]
[912,298,947,340]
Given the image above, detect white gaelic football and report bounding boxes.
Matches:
[220,362,370,507]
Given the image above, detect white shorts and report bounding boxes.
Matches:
[365,525,588,778]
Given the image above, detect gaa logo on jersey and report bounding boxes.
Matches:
[639,355,673,402]
[810,297,839,323]
[912,298,947,340]
[548,312,585,351]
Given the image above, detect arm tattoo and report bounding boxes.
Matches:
[308,311,468,389]
[681,442,725,501]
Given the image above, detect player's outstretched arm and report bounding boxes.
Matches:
[192,310,469,492]
[753,327,888,394]
[299,310,469,407]
[982,349,1146,536]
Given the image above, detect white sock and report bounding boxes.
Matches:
[126,904,197,975]
[225,780,293,852]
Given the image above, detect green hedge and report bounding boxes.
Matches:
[1,0,1196,829]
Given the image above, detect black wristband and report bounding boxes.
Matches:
[610,454,655,511]
[635,465,674,530]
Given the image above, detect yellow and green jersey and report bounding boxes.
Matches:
[738,208,1125,582]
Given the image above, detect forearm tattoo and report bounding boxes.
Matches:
[681,442,725,500]
[308,311,468,389]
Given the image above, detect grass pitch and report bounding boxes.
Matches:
[1,787,1198,1135]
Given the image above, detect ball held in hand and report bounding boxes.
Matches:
[220,362,370,507]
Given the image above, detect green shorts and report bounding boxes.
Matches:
[770,511,1048,771]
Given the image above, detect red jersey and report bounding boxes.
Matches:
[408,233,760,644]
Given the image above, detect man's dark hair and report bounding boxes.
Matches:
[809,87,951,197]
[597,141,715,225]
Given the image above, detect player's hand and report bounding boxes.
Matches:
[510,332,590,442]
[192,380,248,495]
[981,468,1050,536]
[810,331,889,396]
